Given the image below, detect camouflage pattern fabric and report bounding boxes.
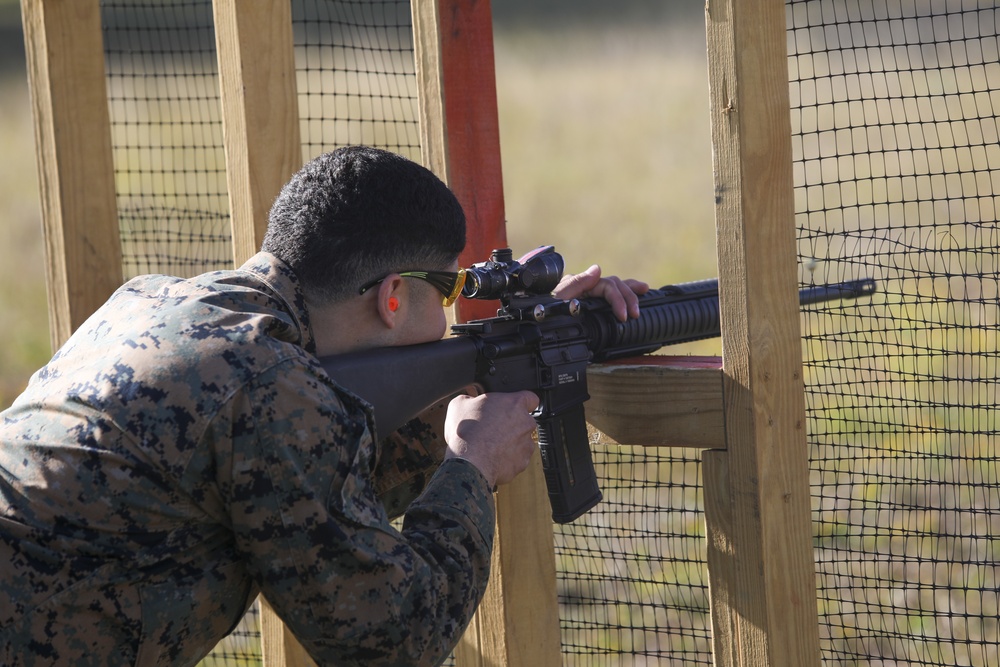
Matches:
[0,252,495,666]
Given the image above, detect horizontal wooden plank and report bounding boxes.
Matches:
[585,356,724,448]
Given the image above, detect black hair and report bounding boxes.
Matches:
[262,146,466,302]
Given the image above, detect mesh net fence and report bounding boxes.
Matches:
[95,0,1000,665]
[557,447,712,666]
[790,0,1000,664]
[101,0,420,283]
[293,0,420,163]
[103,0,231,280]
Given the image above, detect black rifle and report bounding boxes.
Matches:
[321,246,876,523]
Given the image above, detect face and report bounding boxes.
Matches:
[395,283,448,345]
[311,259,460,357]
[391,259,457,346]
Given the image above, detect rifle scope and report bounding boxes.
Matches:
[461,245,564,300]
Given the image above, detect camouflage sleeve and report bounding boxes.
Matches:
[229,359,495,666]
[374,399,450,519]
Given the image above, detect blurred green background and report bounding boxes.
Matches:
[0,0,49,408]
[0,0,718,408]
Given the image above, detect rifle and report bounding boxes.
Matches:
[321,246,876,523]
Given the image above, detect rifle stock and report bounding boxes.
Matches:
[322,336,480,439]
[321,276,875,523]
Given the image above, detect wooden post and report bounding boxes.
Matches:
[212,3,309,666]
[702,449,737,667]
[704,0,823,665]
[20,0,123,349]
[413,0,507,324]
[213,0,302,266]
[412,1,562,665]
[258,597,317,667]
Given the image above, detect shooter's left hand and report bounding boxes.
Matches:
[553,264,649,322]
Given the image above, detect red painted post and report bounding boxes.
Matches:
[433,0,508,324]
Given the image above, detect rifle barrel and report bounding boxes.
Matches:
[797,278,878,305]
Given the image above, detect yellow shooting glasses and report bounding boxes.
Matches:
[358,268,467,307]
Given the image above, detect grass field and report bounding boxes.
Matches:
[496,25,717,284]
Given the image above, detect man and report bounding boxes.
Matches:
[0,146,646,666]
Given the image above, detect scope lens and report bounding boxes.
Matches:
[462,267,509,299]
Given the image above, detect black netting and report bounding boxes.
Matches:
[790,1,1000,665]
[196,602,261,666]
[293,0,420,162]
[556,445,712,665]
[102,0,421,283]
[102,0,231,279]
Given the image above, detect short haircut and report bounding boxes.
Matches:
[262,146,467,303]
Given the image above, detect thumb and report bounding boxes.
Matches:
[519,390,541,413]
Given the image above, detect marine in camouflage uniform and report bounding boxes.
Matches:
[0,251,495,666]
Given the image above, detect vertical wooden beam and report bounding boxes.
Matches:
[213,0,302,266]
[213,4,309,666]
[704,0,822,665]
[413,0,508,324]
[411,0,447,184]
[458,457,562,667]
[259,597,316,667]
[21,0,122,349]
[413,1,562,665]
[703,449,736,667]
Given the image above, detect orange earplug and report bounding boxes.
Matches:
[388,297,400,312]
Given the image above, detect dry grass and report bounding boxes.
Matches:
[496,25,718,285]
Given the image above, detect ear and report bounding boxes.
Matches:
[375,274,404,328]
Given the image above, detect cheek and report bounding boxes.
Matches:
[407,296,448,345]
[431,307,448,339]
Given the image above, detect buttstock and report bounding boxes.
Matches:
[320,336,480,440]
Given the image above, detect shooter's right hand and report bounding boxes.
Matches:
[443,391,540,488]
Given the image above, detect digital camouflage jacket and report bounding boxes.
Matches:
[0,252,495,667]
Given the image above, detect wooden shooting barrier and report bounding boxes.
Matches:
[20,0,821,665]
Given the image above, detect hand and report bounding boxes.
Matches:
[552,264,650,322]
[408,385,479,462]
[443,391,540,488]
